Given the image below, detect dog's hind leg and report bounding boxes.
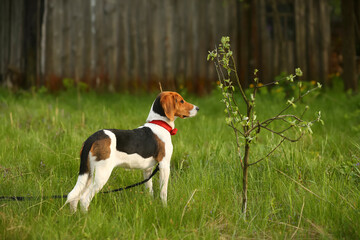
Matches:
[143,167,154,196]
[66,173,91,212]
[80,161,113,212]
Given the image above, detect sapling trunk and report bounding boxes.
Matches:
[241,93,253,216]
[242,141,250,215]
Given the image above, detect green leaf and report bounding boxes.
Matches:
[295,68,303,77]
[307,125,313,134]
[286,74,295,82]
[287,98,296,108]
[225,117,232,125]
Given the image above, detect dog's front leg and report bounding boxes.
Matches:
[159,162,170,205]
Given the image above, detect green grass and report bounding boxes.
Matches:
[0,87,359,239]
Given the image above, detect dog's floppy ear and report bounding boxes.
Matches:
[160,93,175,121]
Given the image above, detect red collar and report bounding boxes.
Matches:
[149,120,178,135]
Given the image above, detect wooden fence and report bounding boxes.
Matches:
[0,0,331,94]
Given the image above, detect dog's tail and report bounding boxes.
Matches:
[79,139,92,175]
[78,130,109,175]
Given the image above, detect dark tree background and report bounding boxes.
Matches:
[341,0,358,93]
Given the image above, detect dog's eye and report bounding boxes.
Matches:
[180,100,184,104]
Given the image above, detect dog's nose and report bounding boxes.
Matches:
[196,106,199,111]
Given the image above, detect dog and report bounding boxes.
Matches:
[65,91,199,212]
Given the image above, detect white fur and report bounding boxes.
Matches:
[189,105,199,117]
[66,173,90,212]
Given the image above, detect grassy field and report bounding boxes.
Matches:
[0,86,359,239]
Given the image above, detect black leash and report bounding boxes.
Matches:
[102,164,159,194]
[0,165,159,201]
[0,194,67,201]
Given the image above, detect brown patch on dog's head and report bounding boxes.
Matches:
[159,92,195,121]
[90,137,111,161]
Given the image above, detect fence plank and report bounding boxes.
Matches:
[0,1,10,77]
[295,0,307,80]
[318,0,330,84]
[307,0,319,81]
[10,0,24,72]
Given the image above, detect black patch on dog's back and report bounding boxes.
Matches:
[152,96,166,117]
[108,127,159,159]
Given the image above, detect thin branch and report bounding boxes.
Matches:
[299,106,309,119]
[227,66,237,72]
[260,125,305,142]
[225,107,245,168]
[234,131,244,168]
[214,59,226,84]
[214,63,244,139]
[213,55,245,167]
[214,55,242,117]
[231,56,249,105]
[248,137,286,166]
[277,125,294,134]
[263,121,296,135]
[255,81,278,88]
[262,114,305,125]
[215,56,245,138]
[230,93,241,117]
[263,86,320,127]
[233,127,245,137]
[246,114,304,136]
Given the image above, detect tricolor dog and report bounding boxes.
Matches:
[66,91,199,212]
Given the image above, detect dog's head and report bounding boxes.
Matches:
[152,91,199,121]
